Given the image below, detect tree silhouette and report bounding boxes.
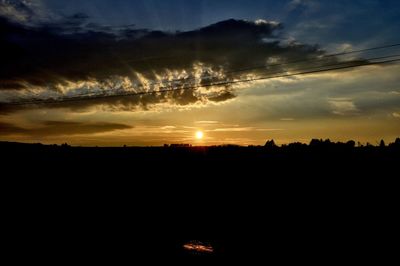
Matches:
[395,138,400,146]
[346,140,356,148]
[379,139,386,148]
[264,139,277,148]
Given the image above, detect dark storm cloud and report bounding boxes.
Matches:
[0,0,35,23]
[0,120,132,136]
[0,0,339,112]
[0,17,288,89]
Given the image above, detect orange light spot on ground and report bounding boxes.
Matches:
[183,241,214,253]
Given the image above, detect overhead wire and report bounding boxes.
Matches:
[3,53,400,106]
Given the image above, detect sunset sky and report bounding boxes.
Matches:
[0,0,399,146]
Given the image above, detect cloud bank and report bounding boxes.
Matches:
[0,0,339,112]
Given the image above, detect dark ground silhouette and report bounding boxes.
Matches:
[1,139,399,264]
[2,138,400,168]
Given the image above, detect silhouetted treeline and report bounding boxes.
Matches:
[1,138,399,164]
[1,137,399,178]
[2,137,400,150]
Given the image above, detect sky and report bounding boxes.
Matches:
[0,0,399,146]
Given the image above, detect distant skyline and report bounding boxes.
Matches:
[0,0,399,146]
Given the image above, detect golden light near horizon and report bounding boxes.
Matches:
[195,131,204,140]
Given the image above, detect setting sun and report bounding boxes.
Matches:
[196,131,204,140]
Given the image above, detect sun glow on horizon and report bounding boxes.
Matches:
[195,131,204,140]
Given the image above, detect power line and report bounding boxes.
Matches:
[39,41,400,95]
[5,55,400,105]
[4,54,400,106]
[127,42,400,86]
[10,53,400,105]
[123,42,400,67]
[3,42,400,105]
[222,43,400,74]
[210,58,400,89]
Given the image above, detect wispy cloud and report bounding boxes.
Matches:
[0,0,53,25]
[161,126,177,130]
[0,120,132,136]
[211,127,283,132]
[330,98,359,116]
[195,121,219,125]
[288,0,319,13]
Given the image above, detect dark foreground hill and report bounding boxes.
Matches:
[1,140,399,264]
